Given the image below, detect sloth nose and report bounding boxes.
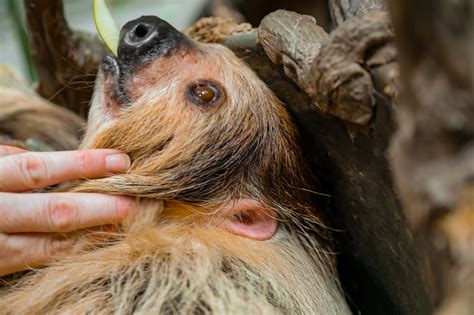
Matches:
[118,16,188,63]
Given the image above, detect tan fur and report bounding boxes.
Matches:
[0,40,350,314]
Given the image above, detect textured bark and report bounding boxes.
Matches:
[388,0,474,314]
[309,11,396,124]
[255,9,431,314]
[24,0,107,118]
[257,10,329,96]
[259,10,397,125]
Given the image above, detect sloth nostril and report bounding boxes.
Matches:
[134,24,149,38]
[118,16,187,63]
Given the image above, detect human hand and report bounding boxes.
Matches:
[0,145,137,276]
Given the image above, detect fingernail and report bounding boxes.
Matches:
[105,153,131,173]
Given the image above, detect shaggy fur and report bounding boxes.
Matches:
[0,30,350,314]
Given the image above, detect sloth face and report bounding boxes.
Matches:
[79,16,321,241]
[86,17,290,154]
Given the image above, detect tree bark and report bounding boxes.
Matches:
[254,9,432,314]
[24,0,107,118]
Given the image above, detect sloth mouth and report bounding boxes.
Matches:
[100,54,132,107]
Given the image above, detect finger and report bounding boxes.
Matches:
[0,149,131,192]
[0,225,120,276]
[0,145,27,157]
[0,192,137,233]
[0,232,83,276]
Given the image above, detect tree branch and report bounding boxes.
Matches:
[24,0,107,118]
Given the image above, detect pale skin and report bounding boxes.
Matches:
[0,145,137,276]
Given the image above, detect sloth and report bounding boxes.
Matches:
[0,16,350,314]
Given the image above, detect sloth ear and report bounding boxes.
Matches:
[222,199,278,241]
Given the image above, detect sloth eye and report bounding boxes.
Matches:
[194,85,216,102]
[187,81,222,106]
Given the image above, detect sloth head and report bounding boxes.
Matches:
[78,16,324,241]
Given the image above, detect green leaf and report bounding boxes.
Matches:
[93,0,120,56]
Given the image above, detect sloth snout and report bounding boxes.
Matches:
[118,15,190,64]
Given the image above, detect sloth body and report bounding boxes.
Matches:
[0,16,350,314]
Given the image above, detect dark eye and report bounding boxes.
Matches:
[186,81,223,106]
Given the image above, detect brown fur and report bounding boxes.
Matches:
[0,66,84,151]
[0,38,350,314]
